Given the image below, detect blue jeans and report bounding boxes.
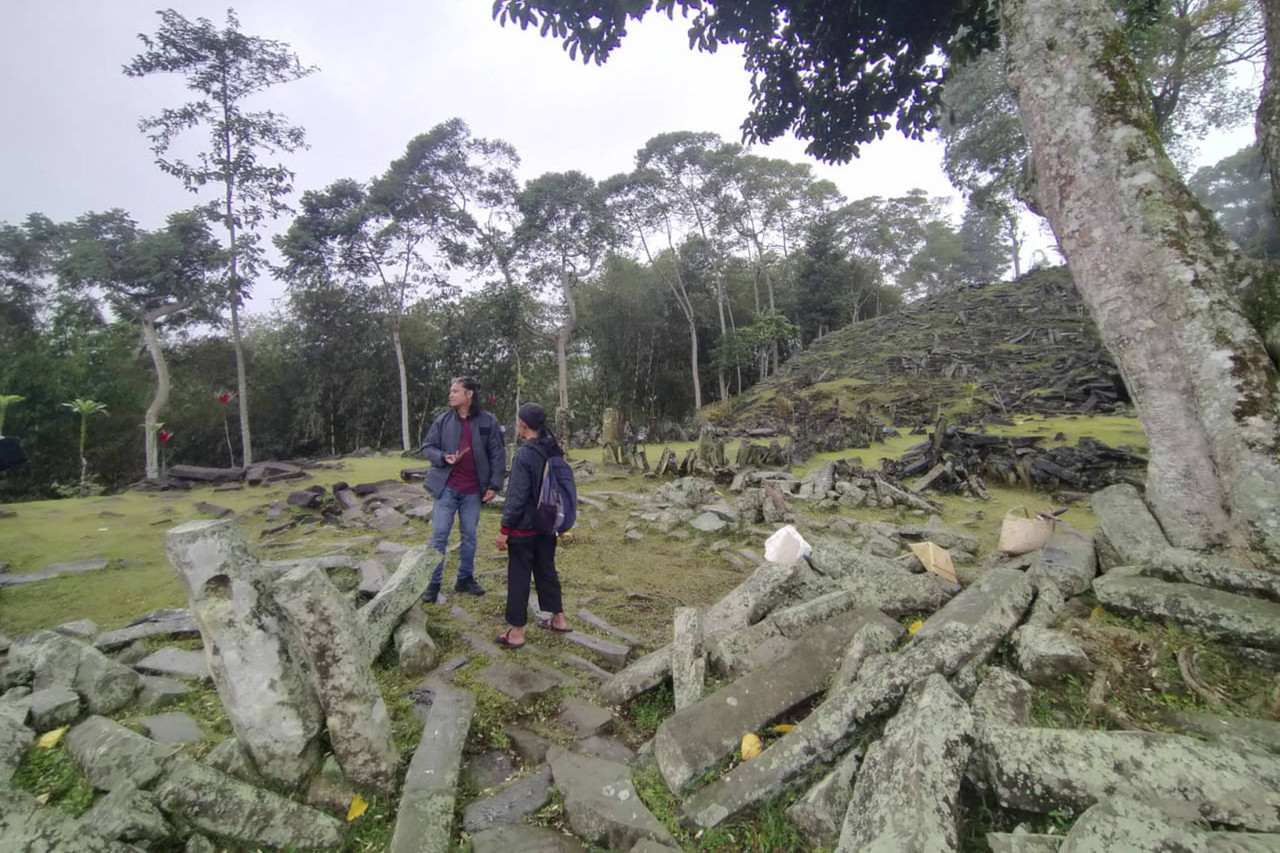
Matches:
[429,487,481,586]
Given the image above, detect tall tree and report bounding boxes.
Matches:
[57,210,223,479]
[1188,144,1280,259]
[493,0,1280,559]
[1260,0,1280,212]
[517,171,614,412]
[125,8,316,467]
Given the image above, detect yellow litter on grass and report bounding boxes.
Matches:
[1091,605,1107,619]
[769,724,796,734]
[908,619,924,635]
[37,726,68,748]
[346,794,369,822]
[740,733,763,761]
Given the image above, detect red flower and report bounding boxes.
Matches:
[158,429,174,444]
[489,394,497,406]
[217,391,236,406]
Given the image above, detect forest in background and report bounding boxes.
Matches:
[0,0,1273,500]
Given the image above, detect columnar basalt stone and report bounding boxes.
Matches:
[548,745,677,850]
[830,620,904,692]
[390,679,475,853]
[671,607,704,710]
[787,746,863,849]
[79,782,173,846]
[470,823,590,853]
[682,569,1032,829]
[273,564,399,795]
[461,766,554,833]
[1090,484,1170,568]
[979,726,1280,832]
[600,559,806,705]
[165,520,324,788]
[10,629,141,715]
[0,712,34,783]
[0,785,140,853]
[355,547,433,664]
[836,674,974,852]
[394,604,440,678]
[66,715,178,792]
[155,758,346,850]
[656,608,888,793]
[1010,625,1092,686]
[94,610,198,651]
[1025,529,1097,598]
[1093,569,1280,650]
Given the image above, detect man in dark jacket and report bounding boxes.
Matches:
[494,402,570,648]
[420,376,506,603]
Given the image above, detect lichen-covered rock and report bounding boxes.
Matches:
[836,674,974,852]
[66,715,177,792]
[155,758,345,850]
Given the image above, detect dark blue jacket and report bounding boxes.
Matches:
[420,408,505,499]
[501,435,562,534]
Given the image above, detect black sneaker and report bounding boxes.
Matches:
[420,582,441,604]
[454,577,485,596]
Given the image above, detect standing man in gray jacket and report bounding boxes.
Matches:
[419,376,506,603]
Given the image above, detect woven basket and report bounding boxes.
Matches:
[998,506,1055,555]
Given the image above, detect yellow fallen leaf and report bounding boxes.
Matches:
[37,727,68,749]
[35,793,50,805]
[908,620,924,635]
[740,733,763,761]
[346,794,369,822]
[769,724,796,734]
[1091,605,1107,619]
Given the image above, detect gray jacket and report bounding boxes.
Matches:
[420,408,506,499]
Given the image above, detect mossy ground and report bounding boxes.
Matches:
[9,414,1274,852]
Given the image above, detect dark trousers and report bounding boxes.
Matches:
[505,534,561,627]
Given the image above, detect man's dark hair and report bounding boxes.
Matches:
[451,376,481,412]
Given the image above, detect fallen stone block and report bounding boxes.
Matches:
[78,781,173,845]
[657,608,886,793]
[682,568,1032,829]
[0,785,140,852]
[1025,529,1097,598]
[1010,625,1092,686]
[549,745,677,850]
[836,674,974,852]
[461,766,553,833]
[355,547,433,664]
[390,679,475,853]
[67,715,177,792]
[394,605,440,678]
[24,685,81,730]
[166,520,324,788]
[470,823,589,853]
[156,758,346,850]
[1090,483,1169,567]
[786,745,862,849]
[475,660,564,709]
[563,630,630,671]
[134,647,211,682]
[137,675,192,710]
[0,713,34,783]
[1093,570,1280,651]
[559,696,613,739]
[980,725,1280,832]
[274,564,399,795]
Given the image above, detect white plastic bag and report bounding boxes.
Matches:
[764,524,812,564]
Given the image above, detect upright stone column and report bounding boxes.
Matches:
[165,520,323,788]
[274,564,400,795]
[671,608,704,710]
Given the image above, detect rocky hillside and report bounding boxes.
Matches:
[718,267,1126,444]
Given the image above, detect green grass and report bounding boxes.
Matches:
[12,741,96,816]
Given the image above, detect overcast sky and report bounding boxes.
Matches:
[1,1,1258,312]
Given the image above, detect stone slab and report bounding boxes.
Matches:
[559,696,613,739]
[1093,572,1280,651]
[470,823,589,853]
[134,648,211,682]
[475,660,564,708]
[140,711,205,744]
[562,630,630,671]
[461,766,553,833]
[548,745,677,851]
[95,612,198,651]
[390,679,476,853]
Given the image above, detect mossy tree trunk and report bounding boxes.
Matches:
[1004,0,1280,560]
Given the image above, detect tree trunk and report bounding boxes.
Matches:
[557,267,576,412]
[1260,0,1280,214]
[393,320,411,452]
[1004,0,1280,559]
[688,318,702,411]
[140,305,185,480]
[230,295,252,467]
